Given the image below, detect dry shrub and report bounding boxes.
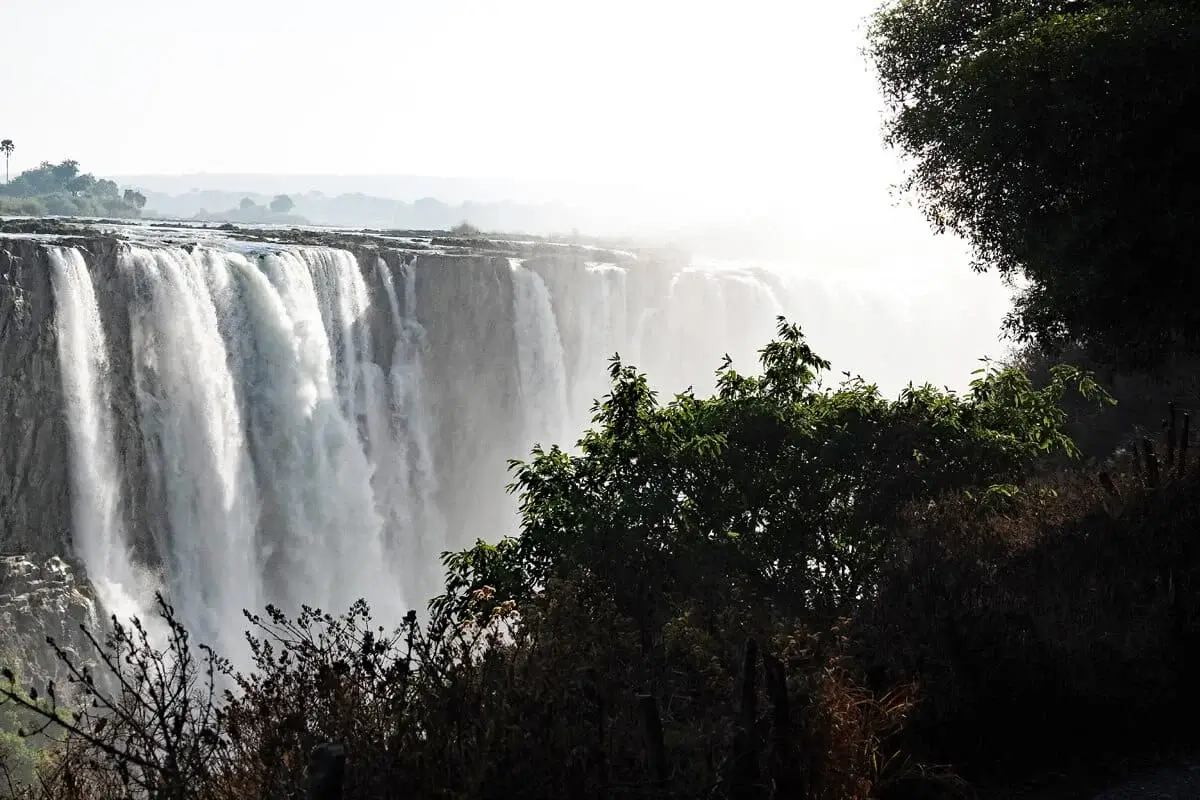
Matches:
[858,453,1200,780]
[219,576,917,799]
[3,573,923,800]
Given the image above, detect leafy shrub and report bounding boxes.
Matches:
[2,579,927,799]
[2,320,1174,800]
[0,668,70,792]
[436,319,1108,633]
[1011,340,1200,466]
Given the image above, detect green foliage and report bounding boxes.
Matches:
[1011,339,1200,465]
[0,160,143,218]
[867,0,1200,365]
[1,667,67,789]
[435,318,1110,627]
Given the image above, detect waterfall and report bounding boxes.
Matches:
[635,266,785,397]
[25,234,1008,668]
[377,258,445,605]
[119,244,416,655]
[48,246,156,633]
[569,263,629,433]
[510,259,570,451]
[121,245,263,658]
[225,248,396,618]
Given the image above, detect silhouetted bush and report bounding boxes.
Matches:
[859,426,1200,784]
[3,577,929,799]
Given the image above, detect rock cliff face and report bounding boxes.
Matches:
[1,241,72,558]
[0,554,101,693]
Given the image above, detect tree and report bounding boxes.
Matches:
[269,194,295,214]
[0,140,13,184]
[867,1,1200,366]
[49,160,80,186]
[123,188,147,210]
[239,197,257,211]
[435,318,1108,632]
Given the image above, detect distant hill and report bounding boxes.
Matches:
[112,173,602,206]
[119,172,954,268]
[139,187,589,236]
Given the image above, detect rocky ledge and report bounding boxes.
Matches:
[0,554,102,694]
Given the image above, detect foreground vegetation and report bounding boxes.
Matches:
[2,325,1193,799]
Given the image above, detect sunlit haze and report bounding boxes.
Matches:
[9,3,939,233]
[2,0,1015,388]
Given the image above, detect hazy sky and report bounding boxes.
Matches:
[2,1,912,221]
[1,0,1018,381]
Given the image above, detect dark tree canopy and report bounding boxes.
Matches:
[868,0,1200,366]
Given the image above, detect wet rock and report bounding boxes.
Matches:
[0,554,102,697]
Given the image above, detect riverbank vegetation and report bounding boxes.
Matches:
[5,0,1200,797]
[0,161,145,219]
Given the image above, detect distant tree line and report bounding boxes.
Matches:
[0,158,146,218]
[192,194,306,224]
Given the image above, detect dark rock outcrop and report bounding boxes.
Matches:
[0,243,72,558]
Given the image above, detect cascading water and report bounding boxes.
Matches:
[123,245,265,659]
[569,263,629,433]
[105,243,432,658]
[510,259,570,451]
[29,234,1007,669]
[376,258,445,605]
[48,246,158,635]
[632,265,787,398]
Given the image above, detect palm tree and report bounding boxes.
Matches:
[0,140,13,184]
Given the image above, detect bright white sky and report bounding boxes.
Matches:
[3,0,906,221]
[1,0,1017,384]
[0,0,1035,646]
